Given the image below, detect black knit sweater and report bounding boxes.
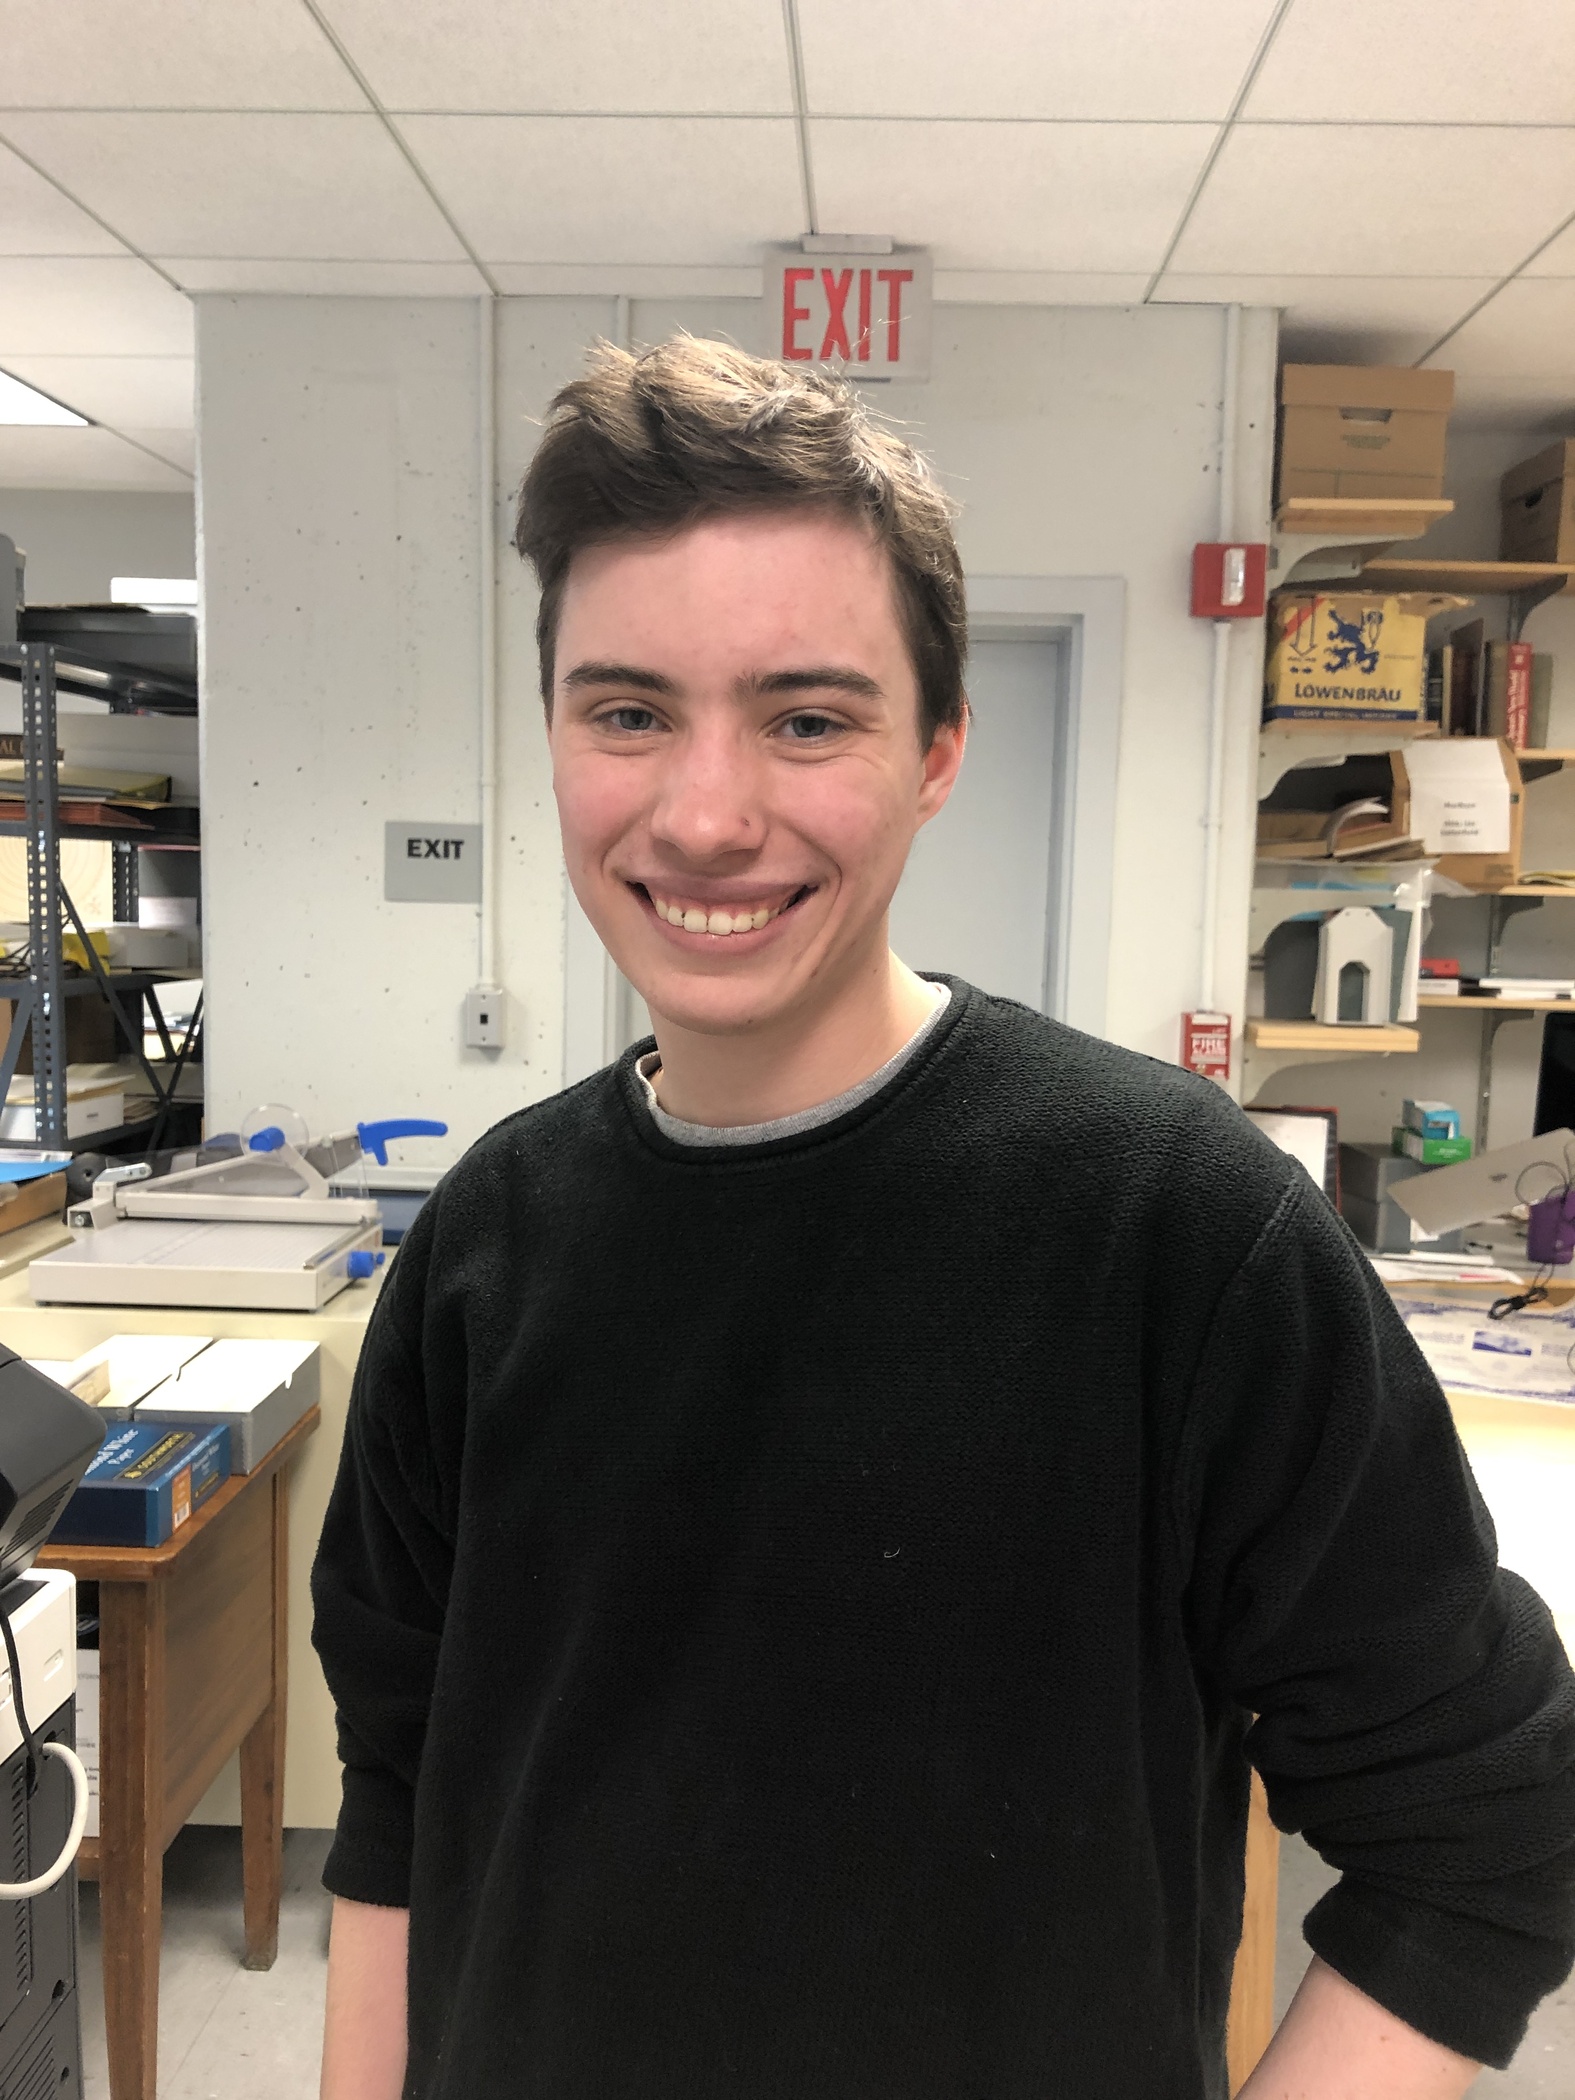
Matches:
[311,981,1575,2098]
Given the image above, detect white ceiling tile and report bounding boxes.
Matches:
[320,0,790,114]
[798,0,1278,119]
[811,120,1214,272]
[0,0,361,110]
[489,264,762,296]
[0,142,127,257]
[1154,273,1496,363]
[1433,278,1575,381]
[0,259,192,356]
[1170,125,1575,277]
[399,117,803,266]
[0,113,466,261]
[0,425,191,491]
[1244,0,1575,125]
[1522,217,1575,277]
[933,271,1150,304]
[0,356,192,428]
[164,259,488,294]
[119,429,196,474]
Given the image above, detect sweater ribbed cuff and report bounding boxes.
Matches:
[322,1765,416,1909]
[1304,1878,1571,2071]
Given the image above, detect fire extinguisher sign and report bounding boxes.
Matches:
[1181,1011,1232,1084]
[765,246,933,382]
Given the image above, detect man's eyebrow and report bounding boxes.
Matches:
[741,666,883,700]
[560,661,679,695]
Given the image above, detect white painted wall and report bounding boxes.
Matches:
[196,294,1277,1160]
[0,489,194,604]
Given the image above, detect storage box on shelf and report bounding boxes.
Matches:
[1500,442,1575,570]
[1278,366,1454,503]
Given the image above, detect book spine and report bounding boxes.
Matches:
[1506,641,1533,748]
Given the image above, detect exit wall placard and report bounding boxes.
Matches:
[765,246,933,382]
[384,822,481,903]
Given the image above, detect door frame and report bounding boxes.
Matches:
[964,575,1123,1039]
[560,574,1125,1082]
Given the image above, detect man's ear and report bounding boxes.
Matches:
[915,704,967,828]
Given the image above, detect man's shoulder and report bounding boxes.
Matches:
[948,986,1301,1229]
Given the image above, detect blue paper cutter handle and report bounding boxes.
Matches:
[358,1118,448,1166]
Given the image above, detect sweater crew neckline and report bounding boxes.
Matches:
[614,974,974,1163]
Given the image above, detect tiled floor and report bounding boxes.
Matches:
[78,1827,332,2099]
[70,1826,1574,2095]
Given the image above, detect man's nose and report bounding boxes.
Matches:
[649,727,764,861]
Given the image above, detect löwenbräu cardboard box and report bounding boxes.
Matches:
[1264,591,1433,722]
[1278,365,1454,501]
[1500,441,1575,566]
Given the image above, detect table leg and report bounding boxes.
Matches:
[1226,1770,1281,2095]
[98,1579,167,2100]
[239,1469,289,1970]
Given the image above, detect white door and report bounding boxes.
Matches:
[888,635,1065,1012]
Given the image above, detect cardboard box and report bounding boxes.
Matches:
[1279,365,1454,501]
[52,1419,230,1548]
[1394,1127,1473,1166]
[0,1169,64,1238]
[1391,739,1523,891]
[1499,440,1575,565]
[1264,591,1432,721]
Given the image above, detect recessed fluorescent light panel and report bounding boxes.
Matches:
[110,578,197,607]
[0,369,89,426]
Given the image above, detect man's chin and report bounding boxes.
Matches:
[635,966,805,1042]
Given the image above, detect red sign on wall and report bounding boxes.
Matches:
[765,246,932,381]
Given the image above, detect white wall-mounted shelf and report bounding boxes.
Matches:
[1243,1017,1420,1102]
[1259,719,1438,800]
[1268,496,1453,595]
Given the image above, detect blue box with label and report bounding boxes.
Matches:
[51,1419,230,1548]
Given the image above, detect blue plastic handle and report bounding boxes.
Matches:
[357,1118,449,1167]
[346,1250,388,1280]
[247,1126,286,1153]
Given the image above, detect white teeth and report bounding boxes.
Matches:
[649,893,797,935]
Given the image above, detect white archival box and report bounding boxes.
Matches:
[136,1339,319,1471]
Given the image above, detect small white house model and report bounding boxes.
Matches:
[1313,906,1393,1026]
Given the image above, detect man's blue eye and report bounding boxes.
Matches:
[608,707,656,732]
[786,714,834,740]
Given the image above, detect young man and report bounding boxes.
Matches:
[313,339,1575,2100]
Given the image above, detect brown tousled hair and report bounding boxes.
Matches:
[513,336,967,743]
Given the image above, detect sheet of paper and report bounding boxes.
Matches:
[1392,1294,1575,1404]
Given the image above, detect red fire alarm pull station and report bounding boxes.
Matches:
[1191,542,1268,620]
[1181,1011,1232,1084]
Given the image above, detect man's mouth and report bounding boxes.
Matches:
[631,884,815,938]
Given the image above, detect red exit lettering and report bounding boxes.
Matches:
[780,262,917,367]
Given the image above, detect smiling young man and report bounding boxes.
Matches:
[313,340,1575,2100]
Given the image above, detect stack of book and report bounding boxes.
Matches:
[1457,976,1575,1001]
[1425,627,1547,746]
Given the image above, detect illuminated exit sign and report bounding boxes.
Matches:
[765,243,932,382]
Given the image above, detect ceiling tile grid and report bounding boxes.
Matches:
[2,0,1574,486]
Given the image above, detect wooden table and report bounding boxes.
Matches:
[38,1406,320,2100]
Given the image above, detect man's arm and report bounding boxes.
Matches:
[1241,1958,1479,2100]
[321,1898,410,2100]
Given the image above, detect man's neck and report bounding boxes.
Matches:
[647,950,941,1128]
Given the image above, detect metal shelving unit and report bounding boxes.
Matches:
[0,540,201,1150]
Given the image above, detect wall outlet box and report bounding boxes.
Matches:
[464,985,505,1050]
